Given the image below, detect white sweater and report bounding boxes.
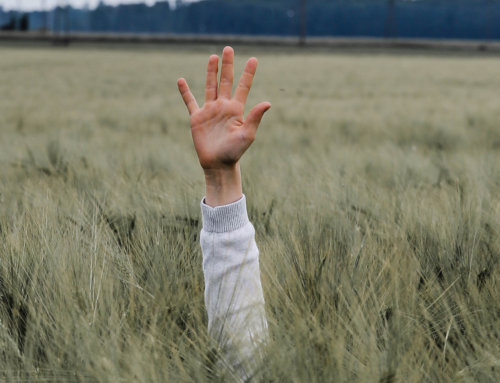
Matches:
[200,195,267,380]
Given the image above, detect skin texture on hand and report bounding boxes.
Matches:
[177,46,271,207]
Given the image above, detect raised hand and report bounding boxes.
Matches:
[177,46,271,206]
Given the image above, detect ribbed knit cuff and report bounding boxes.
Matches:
[200,195,250,233]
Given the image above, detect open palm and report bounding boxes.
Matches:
[177,47,271,171]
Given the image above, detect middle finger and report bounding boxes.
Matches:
[218,46,234,99]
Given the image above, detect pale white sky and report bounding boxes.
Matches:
[0,0,201,11]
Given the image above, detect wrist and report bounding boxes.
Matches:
[204,164,243,207]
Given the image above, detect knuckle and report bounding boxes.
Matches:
[242,129,255,142]
[238,81,250,91]
[190,112,201,125]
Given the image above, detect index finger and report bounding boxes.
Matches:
[234,57,257,105]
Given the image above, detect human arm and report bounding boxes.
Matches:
[177,46,270,379]
[200,196,267,380]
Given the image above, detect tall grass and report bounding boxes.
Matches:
[0,45,499,382]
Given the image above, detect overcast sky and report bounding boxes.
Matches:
[0,0,200,11]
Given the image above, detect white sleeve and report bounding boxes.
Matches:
[200,195,268,380]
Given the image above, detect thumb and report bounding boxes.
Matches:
[245,102,271,137]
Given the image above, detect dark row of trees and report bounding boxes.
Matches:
[1,0,500,39]
[0,13,29,31]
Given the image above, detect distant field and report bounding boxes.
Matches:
[0,46,499,382]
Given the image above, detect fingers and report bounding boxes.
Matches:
[244,102,271,138]
[218,46,234,99]
[177,78,199,115]
[234,57,257,105]
[205,54,218,103]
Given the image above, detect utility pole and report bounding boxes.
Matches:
[64,1,69,36]
[384,0,396,38]
[42,0,48,32]
[16,0,21,30]
[299,0,307,46]
[485,1,493,40]
[54,0,70,45]
[54,1,59,34]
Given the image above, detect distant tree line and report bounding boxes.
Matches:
[0,12,29,31]
[1,0,500,40]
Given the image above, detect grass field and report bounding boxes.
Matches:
[0,45,499,382]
